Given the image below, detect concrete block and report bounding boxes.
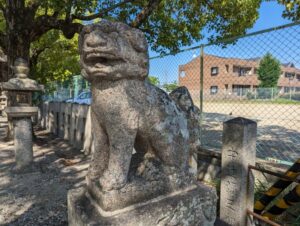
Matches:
[68,183,217,226]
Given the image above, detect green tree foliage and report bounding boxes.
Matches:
[257,53,281,88]
[0,0,262,82]
[30,30,80,84]
[163,81,178,92]
[148,76,160,86]
[278,0,300,20]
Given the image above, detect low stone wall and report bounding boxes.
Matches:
[41,102,90,150]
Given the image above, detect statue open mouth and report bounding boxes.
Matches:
[79,21,149,80]
[84,52,125,68]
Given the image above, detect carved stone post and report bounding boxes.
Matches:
[1,58,43,172]
[220,117,257,226]
[13,115,33,169]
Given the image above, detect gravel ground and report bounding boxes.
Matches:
[0,129,89,226]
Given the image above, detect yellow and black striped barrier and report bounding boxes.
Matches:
[262,184,300,220]
[254,158,300,214]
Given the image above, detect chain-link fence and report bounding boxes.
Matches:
[42,75,90,102]
[150,21,300,165]
[45,21,300,166]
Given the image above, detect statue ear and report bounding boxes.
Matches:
[125,29,148,53]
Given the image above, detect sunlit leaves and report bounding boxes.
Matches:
[148,76,160,86]
[31,30,80,85]
[279,0,300,20]
[113,0,261,54]
[0,0,265,84]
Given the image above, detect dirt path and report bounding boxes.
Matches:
[0,129,89,226]
[200,102,300,164]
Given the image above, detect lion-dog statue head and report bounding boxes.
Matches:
[79,20,149,81]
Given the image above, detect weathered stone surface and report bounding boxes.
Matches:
[220,117,257,226]
[0,58,44,92]
[81,107,93,156]
[79,20,199,193]
[68,182,217,226]
[87,153,196,211]
[5,106,38,118]
[169,86,201,172]
[1,58,43,172]
[12,117,33,171]
[71,20,216,225]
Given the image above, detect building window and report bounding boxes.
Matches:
[285,72,295,79]
[210,86,218,95]
[284,87,291,93]
[239,67,251,76]
[180,70,186,78]
[233,66,251,76]
[211,67,219,76]
[225,65,229,73]
[296,74,300,81]
[232,85,251,96]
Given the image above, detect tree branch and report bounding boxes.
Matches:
[131,0,161,28]
[30,45,49,66]
[139,27,155,36]
[31,14,83,42]
[27,0,40,11]
[72,0,134,20]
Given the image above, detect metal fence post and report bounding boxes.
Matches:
[199,45,204,146]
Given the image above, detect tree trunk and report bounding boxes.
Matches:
[6,32,30,80]
[5,0,32,81]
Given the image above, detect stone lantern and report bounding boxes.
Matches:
[0,58,43,172]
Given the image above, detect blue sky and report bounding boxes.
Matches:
[249,1,290,31]
[149,1,298,84]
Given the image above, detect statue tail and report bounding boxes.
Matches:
[169,86,196,114]
[169,86,201,172]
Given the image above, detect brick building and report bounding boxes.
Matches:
[178,54,300,99]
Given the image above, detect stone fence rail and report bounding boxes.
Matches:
[41,102,89,150]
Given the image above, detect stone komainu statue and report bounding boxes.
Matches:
[79,20,200,198]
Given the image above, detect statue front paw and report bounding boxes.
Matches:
[99,170,127,191]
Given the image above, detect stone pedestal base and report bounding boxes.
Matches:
[68,183,217,226]
[13,117,33,171]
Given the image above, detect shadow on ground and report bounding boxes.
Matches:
[201,112,300,163]
[0,128,90,226]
